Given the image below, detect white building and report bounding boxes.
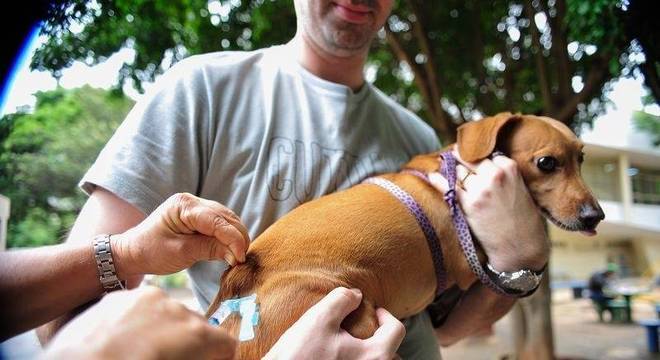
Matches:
[549,83,660,280]
[0,194,9,251]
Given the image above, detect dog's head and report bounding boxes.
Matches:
[457,112,604,235]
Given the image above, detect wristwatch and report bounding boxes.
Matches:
[485,262,546,297]
[93,234,126,292]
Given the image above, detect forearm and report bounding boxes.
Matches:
[34,188,146,343]
[435,282,515,347]
[0,243,104,340]
[3,189,247,343]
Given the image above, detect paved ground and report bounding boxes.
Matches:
[442,289,660,360]
[2,288,658,359]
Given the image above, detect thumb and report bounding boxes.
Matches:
[366,308,406,355]
[305,287,363,329]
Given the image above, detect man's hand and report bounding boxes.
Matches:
[113,193,251,277]
[264,287,406,360]
[44,287,237,360]
[429,149,549,272]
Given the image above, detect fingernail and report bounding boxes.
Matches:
[350,288,362,297]
[224,253,236,267]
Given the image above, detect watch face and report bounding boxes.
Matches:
[486,263,544,295]
[502,270,539,292]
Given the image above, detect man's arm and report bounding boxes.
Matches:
[32,189,249,343]
[426,151,547,345]
[29,188,145,343]
[0,242,126,341]
[435,283,515,347]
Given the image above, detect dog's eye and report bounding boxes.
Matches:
[537,157,558,172]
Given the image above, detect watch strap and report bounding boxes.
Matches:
[93,234,126,292]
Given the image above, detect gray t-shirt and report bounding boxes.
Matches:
[81,44,441,357]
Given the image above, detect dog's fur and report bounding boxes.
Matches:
[205,113,604,358]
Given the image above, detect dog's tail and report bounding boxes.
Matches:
[204,252,262,318]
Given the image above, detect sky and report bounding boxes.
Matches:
[0,33,144,116]
[580,78,658,152]
[1,29,658,153]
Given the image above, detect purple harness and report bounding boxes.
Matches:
[362,177,447,296]
[438,151,510,296]
[363,151,512,297]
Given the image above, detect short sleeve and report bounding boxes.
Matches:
[79,59,211,214]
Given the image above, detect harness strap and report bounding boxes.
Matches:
[362,177,447,296]
[439,151,513,297]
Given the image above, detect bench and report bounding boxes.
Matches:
[639,319,660,353]
[592,299,631,323]
[607,300,631,323]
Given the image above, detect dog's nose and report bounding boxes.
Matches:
[579,203,605,229]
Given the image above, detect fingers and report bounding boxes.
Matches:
[169,193,250,264]
[461,154,517,192]
[205,328,238,360]
[305,287,363,329]
[199,198,251,250]
[490,153,518,175]
[189,210,248,264]
[366,308,406,354]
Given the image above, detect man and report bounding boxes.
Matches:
[588,264,617,305]
[41,0,549,357]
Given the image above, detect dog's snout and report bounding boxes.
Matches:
[579,203,605,229]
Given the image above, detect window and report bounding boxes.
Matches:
[631,168,660,205]
[582,160,621,202]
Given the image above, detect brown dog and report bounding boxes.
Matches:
[206,112,604,358]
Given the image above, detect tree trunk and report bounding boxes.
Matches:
[512,263,555,360]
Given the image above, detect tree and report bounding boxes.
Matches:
[0,86,133,247]
[27,0,657,358]
[34,1,657,143]
[379,0,631,143]
[634,110,660,147]
[33,0,296,91]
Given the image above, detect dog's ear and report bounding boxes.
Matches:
[457,112,521,162]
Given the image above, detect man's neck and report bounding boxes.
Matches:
[290,34,367,92]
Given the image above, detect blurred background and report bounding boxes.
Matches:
[0,0,658,359]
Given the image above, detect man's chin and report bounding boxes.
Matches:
[324,29,373,54]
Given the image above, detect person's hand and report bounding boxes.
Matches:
[429,149,548,271]
[44,286,237,360]
[264,287,406,360]
[113,192,251,277]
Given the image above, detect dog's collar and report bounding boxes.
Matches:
[362,177,448,296]
[438,151,516,297]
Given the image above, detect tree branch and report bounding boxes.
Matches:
[385,26,453,141]
[640,60,660,103]
[524,0,554,114]
[556,56,610,123]
[544,0,572,102]
[469,4,493,113]
[405,0,455,130]
[501,42,516,110]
